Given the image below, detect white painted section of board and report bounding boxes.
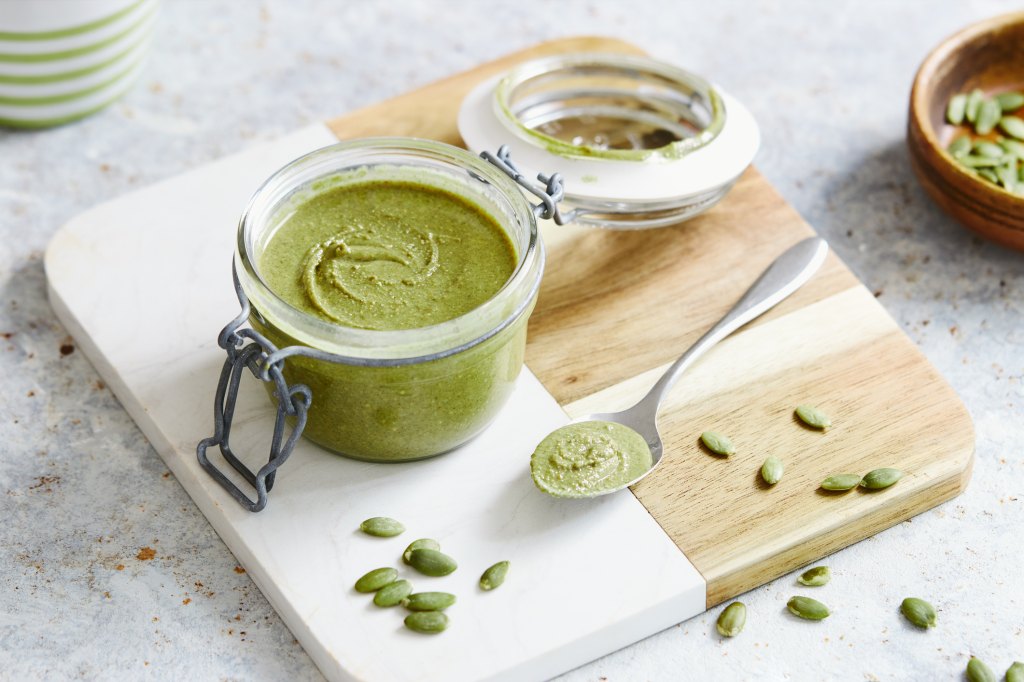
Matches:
[44,123,706,682]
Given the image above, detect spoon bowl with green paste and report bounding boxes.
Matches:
[530,237,829,499]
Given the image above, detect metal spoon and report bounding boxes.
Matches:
[574,236,829,496]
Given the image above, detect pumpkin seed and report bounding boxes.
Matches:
[948,135,972,157]
[1000,115,1024,140]
[797,566,831,587]
[978,168,1000,184]
[761,456,784,485]
[860,467,903,489]
[899,597,936,628]
[479,560,509,591]
[403,591,456,611]
[976,99,1002,135]
[997,163,1018,192]
[947,94,968,125]
[795,405,831,430]
[404,610,449,634]
[715,601,746,637]
[975,140,1007,158]
[700,431,735,456]
[966,89,984,123]
[967,656,996,682]
[821,473,862,491]
[373,579,413,607]
[354,567,399,593]
[408,548,458,576]
[787,596,830,621]
[1000,138,1024,158]
[402,538,440,565]
[995,91,1024,111]
[359,516,405,537]
[960,154,1007,168]
[1006,661,1024,682]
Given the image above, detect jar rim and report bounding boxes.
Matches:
[234,137,544,365]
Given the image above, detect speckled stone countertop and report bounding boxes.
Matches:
[2,1,1021,680]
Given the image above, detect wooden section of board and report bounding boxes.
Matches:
[326,38,975,608]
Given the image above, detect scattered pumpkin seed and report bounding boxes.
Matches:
[761,456,784,485]
[479,560,509,591]
[995,91,1024,111]
[976,99,1002,135]
[700,431,735,456]
[795,405,831,430]
[404,610,449,634]
[797,566,831,587]
[402,538,440,565]
[404,591,456,611]
[821,473,862,491]
[715,601,746,637]
[787,596,830,621]
[965,89,984,123]
[899,597,936,628]
[975,140,1007,158]
[359,516,405,537]
[354,567,399,593]
[860,467,903,490]
[408,548,458,577]
[373,579,413,607]
[967,656,996,682]
[947,93,968,125]
[1006,661,1024,682]
[1000,115,1024,140]
[947,135,972,157]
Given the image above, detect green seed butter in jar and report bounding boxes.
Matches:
[235,138,545,461]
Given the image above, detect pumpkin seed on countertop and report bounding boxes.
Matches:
[860,468,903,490]
[787,596,830,621]
[995,91,1024,111]
[373,579,413,607]
[716,602,746,637]
[359,516,405,537]
[947,93,968,125]
[795,405,831,430]
[966,656,997,682]
[408,548,458,577]
[479,561,509,591]
[899,597,936,628]
[700,431,735,456]
[966,88,984,123]
[797,566,831,587]
[404,592,456,612]
[354,567,399,593]
[1006,661,1024,682]
[761,456,784,485]
[404,610,449,634]
[976,98,1002,135]
[403,538,440,565]
[948,135,972,157]
[821,473,862,491]
[1000,115,1024,140]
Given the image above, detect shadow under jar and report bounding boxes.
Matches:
[235,138,544,462]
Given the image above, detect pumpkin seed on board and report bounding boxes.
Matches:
[404,592,456,611]
[354,567,399,593]
[795,405,831,430]
[899,597,936,628]
[947,93,968,125]
[995,91,1024,111]
[966,656,996,682]
[976,99,1002,135]
[999,115,1024,140]
[373,579,413,607]
[408,548,458,577]
[1006,661,1024,682]
[948,136,972,158]
[403,538,440,565]
[860,467,903,490]
[797,566,831,587]
[821,473,862,491]
[965,88,984,123]
[787,596,830,621]
[761,456,784,485]
[716,602,746,637]
[404,610,449,634]
[479,561,509,591]
[700,431,735,456]
[359,516,405,537]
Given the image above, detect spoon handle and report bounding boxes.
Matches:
[640,236,829,410]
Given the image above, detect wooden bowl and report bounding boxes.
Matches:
[908,12,1024,250]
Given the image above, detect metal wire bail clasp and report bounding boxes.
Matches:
[196,265,312,513]
[480,146,577,225]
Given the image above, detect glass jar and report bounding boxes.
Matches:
[234,138,544,462]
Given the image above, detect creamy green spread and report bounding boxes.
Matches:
[530,421,653,498]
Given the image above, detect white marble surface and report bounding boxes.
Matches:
[1,1,1021,680]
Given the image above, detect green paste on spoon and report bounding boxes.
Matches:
[530,421,653,498]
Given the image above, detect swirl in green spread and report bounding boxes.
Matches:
[530,421,653,498]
